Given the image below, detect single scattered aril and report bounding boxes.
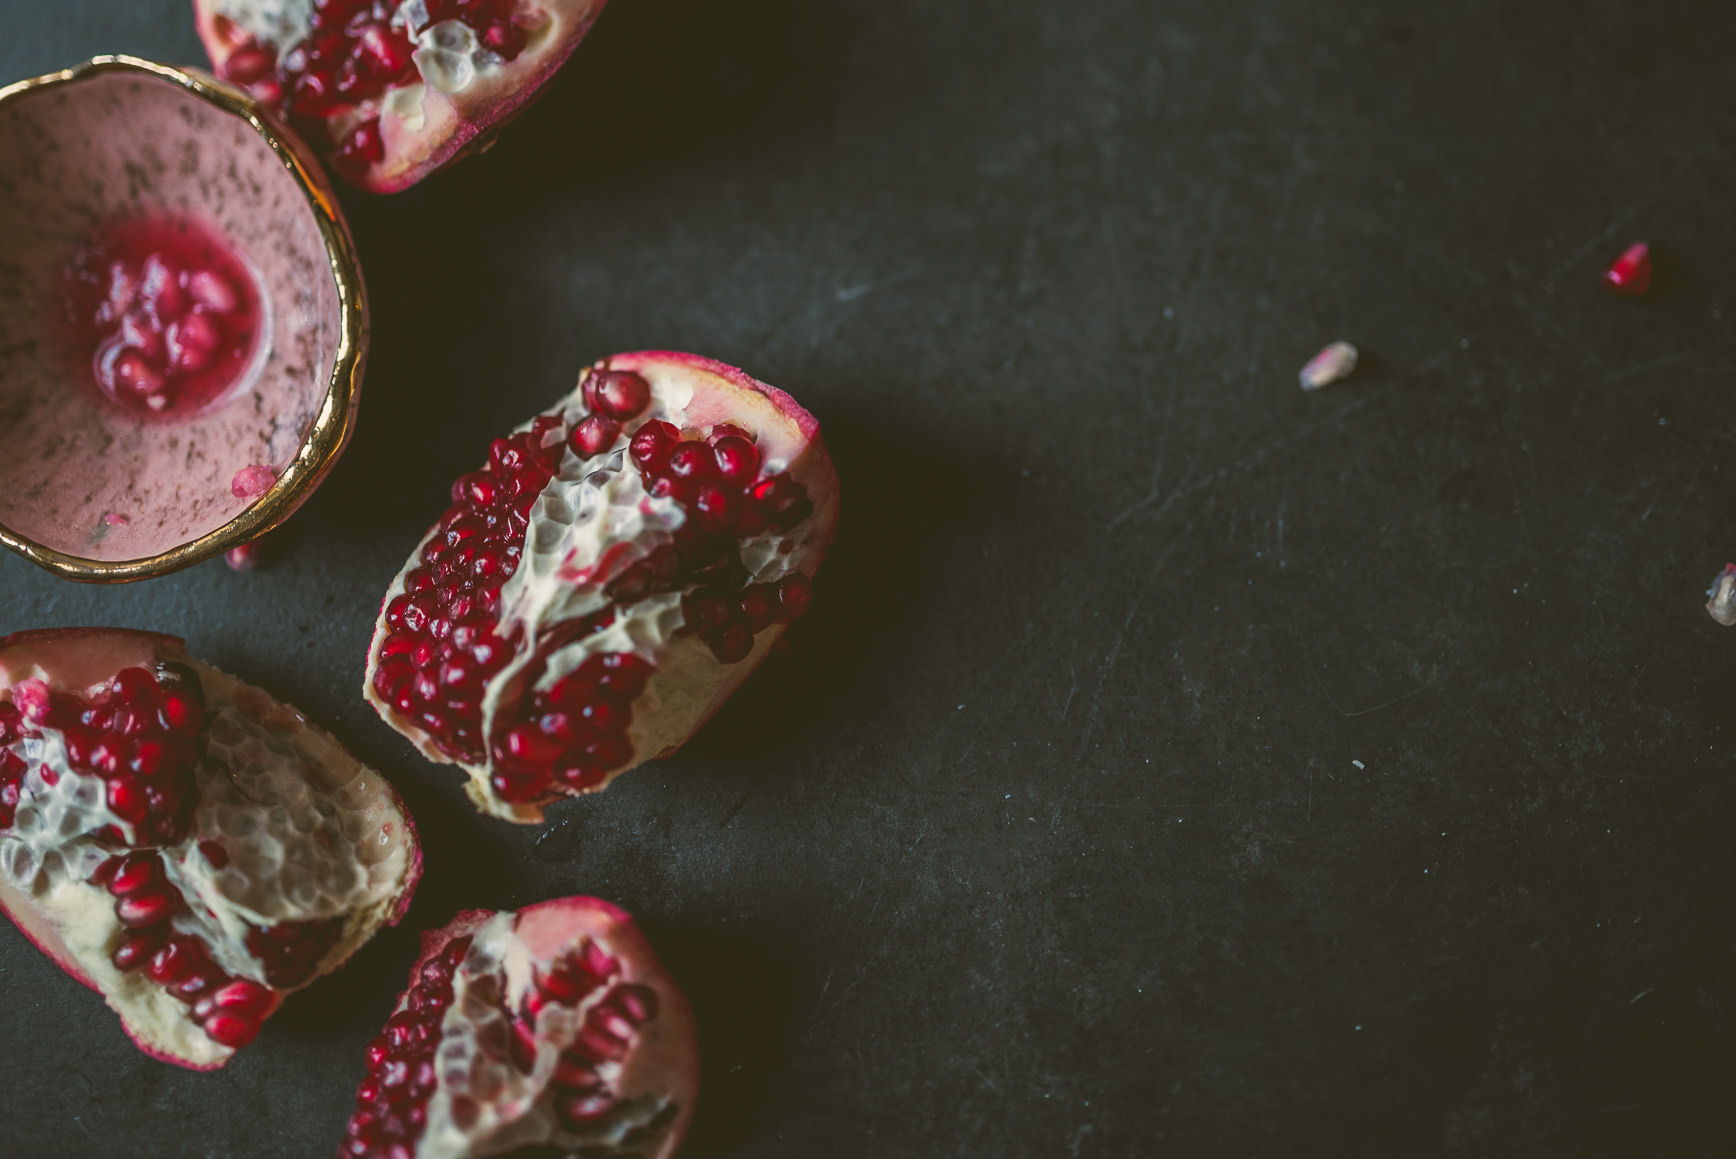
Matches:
[1299,341,1359,391]
[338,897,696,1159]
[194,0,609,192]
[1707,564,1736,626]
[0,629,420,1068]
[364,352,839,823]
[225,542,262,571]
[231,464,278,500]
[57,214,262,420]
[1602,242,1651,297]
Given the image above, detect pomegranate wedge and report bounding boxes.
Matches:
[0,629,420,1069]
[338,897,698,1158]
[194,0,608,192]
[366,352,839,823]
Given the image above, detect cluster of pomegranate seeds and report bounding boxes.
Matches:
[60,215,261,419]
[89,853,274,1048]
[377,364,817,802]
[246,917,349,987]
[489,651,651,804]
[219,0,533,176]
[4,665,206,846]
[370,421,559,763]
[341,932,668,1157]
[341,934,471,1158]
[0,705,25,829]
[521,944,664,1133]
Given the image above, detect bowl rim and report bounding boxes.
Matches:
[0,54,367,583]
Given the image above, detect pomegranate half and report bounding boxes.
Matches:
[338,897,697,1158]
[0,628,420,1069]
[193,0,608,192]
[365,351,839,823]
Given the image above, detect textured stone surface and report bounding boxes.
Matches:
[3,0,1736,1154]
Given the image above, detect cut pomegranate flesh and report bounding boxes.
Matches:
[338,897,697,1159]
[55,213,263,420]
[194,0,609,193]
[0,629,420,1069]
[365,352,839,822]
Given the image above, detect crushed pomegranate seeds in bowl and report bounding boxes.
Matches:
[339,897,697,1159]
[194,0,610,193]
[0,628,421,1069]
[366,351,840,823]
[0,56,366,581]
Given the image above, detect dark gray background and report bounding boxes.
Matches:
[3,0,1735,1154]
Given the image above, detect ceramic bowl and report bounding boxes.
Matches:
[0,55,366,581]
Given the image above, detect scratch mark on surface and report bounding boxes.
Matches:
[1078,600,1140,757]
[1629,987,1654,1004]
[1547,188,1661,285]
[1324,685,1428,718]
[1597,350,1698,385]
[1107,396,1370,529]
[836,265,922,303]
[1061,663,1077,721]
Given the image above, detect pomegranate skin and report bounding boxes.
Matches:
[364,351,840,823]
[191,0,610,193]
[0,628,422,1070]
[338,896,698,1158]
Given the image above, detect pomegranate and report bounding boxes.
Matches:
[364,352,839,823]
[193,0,609,192]
[0,629,421,1069]
[339,897,697,1159]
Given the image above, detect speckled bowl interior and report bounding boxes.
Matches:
[0,62,358,572]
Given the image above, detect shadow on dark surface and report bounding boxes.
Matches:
[647,921,803,1155]
[682,397,1018,768]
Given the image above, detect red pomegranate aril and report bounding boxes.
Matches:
[590,369,652,421]
[221,44,277,84]
[109,852,160,896]
[570,414,620,457]
[1603,241,1652,297]
[112,929,167,972]
[203,1013,262,1048]
[147,938,203,985]
[336,118,387,172]
[630,421,680,471]
[739,587,778,633]
[492,767,553,804]
[558,1091,616,1125]
[666,441,715,482]
[711,435,761,486]
[776,573,814,621]
[708,623,754,664]
[116,888,175,928]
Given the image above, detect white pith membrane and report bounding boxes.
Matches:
[406,911,689,1158]
[366,359,832,823]
[0,650,415,1067]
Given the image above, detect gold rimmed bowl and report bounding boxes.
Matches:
[0,55,366,582]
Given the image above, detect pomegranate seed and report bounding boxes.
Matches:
[148,938,204,984]
[112,929,167,972]
[491,767,554,803]
[204,1012,262,1047]
[225,542,261,571]
[776,573,813,621]
[557,1091,616,1125]
[206,979,273,1019]
[166,310,224,371]
[480,20,527,60]
[712,435,761,485]
[590,370,652,421]
[117,888,174,928]
[570,415,620,457]
[231,464,277,498]
[222,44,278,85]
[629,421,679,471]
[109,853,160,896]
[1603,241,1651,297]
[708,623,754,664]
[739,587,778,633]
[1298,340,1359,391]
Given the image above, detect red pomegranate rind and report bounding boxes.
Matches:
[192,0,608,193]
[364,351,839,823]
[0,628,421,1069]
[338,896,698,1158]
